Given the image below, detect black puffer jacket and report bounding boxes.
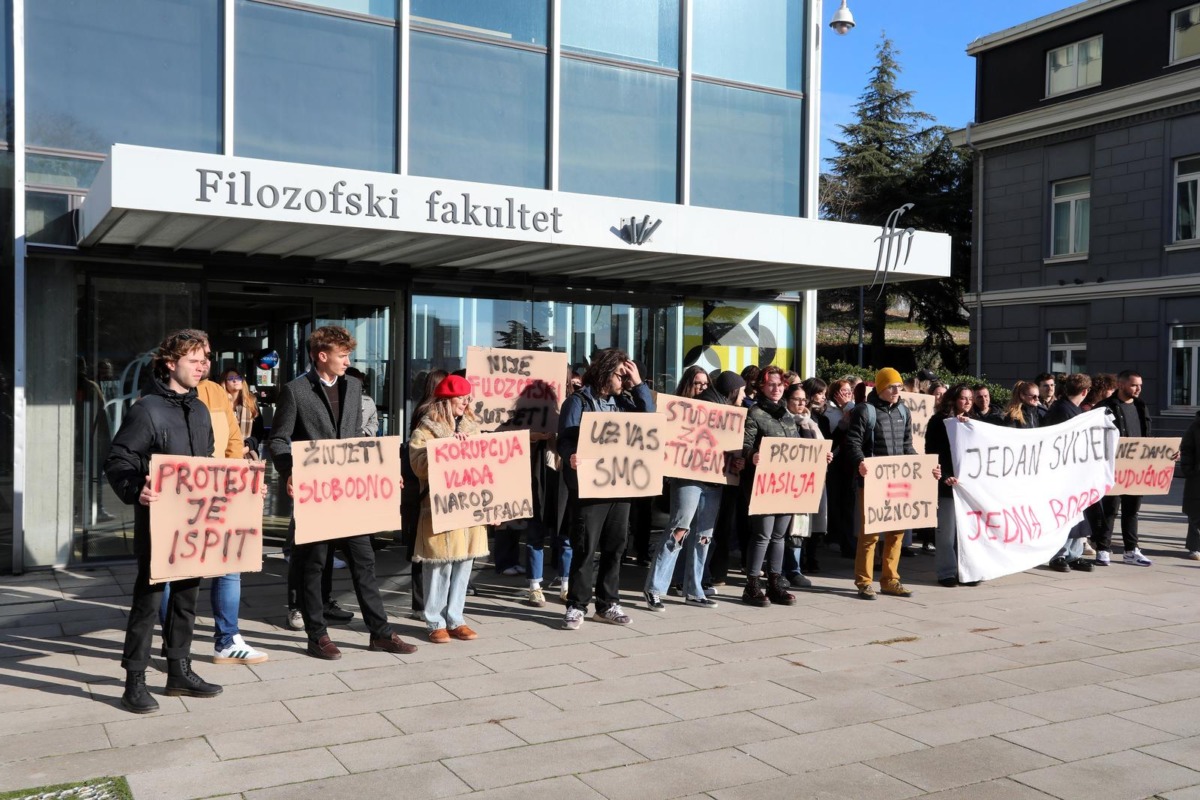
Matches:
[1181,411,1200,520]
[844,390,915,465]
[1101,394,1151,437]
[105,375,214,537]
[742,397,799,497]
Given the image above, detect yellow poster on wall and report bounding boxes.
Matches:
[682,300,796,374]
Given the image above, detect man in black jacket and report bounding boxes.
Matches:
[268,326,417,659]
[1096,370,1157,567]
[105,329,223,714]
[969,384,1005,425]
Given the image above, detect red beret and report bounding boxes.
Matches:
[434,374,471,398]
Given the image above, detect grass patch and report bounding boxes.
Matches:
[0,777,132,800]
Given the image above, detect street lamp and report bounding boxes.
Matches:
[829,0,855,35]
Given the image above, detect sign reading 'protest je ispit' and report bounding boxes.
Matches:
[659,397,746,485]
[149,455,266,584]
[466,346,568,435]
[427,430,533,532]
[291,436,403,545]
[576,412,666,499]
[1108,437,1180,496]
[748,437,831,515]
[861,454,939,535]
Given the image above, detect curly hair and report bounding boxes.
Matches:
[583,348,630,395]
[308,325,357,359]
[417,396,478,429]
[152,329,209,380]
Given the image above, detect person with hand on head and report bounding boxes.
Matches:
[105,329,224,714]
[408,375,489,642]
[844,367,941,600]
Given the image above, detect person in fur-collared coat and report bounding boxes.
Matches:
[408,374,490,643]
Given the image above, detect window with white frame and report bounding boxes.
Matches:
[1046,36,1102,96]
[1175,157,1200,242]
[1051,177,1090,256]
[1170,324,1200,408]
[1049,329,1087,374]
[1172,4,1200,63]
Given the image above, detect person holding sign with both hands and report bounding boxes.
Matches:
[407,374,489,643]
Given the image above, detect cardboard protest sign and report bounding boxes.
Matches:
[748,437,831,515]
[291,436,403,544]
[576,412,666,499]
[861,454,939,535]
[898,392,933,453]
[466,346,568,435]
[427,430,533,532]
[148,455,267,583]
[947,410,1118,583]
[1108,437,1181,496]
[659,396,746,484]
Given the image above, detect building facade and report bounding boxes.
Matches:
[0,0,949,572]
[962,0,1200,435]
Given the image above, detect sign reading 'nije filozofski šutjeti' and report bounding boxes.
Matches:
[195,170,563,233]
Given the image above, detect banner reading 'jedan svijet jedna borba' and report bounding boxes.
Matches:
[946,409,1118,584]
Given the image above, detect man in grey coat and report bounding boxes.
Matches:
[269,325,417,659]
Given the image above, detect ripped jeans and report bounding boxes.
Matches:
[645,480,722,598]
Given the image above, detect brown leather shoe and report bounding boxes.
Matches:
[428,628,450,644]
[306,635,342,660]
[448,625,478,641]
[369,633,419,654]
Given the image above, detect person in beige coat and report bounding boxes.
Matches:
[408,374,490,643]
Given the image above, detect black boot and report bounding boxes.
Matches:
[165,658,223,699]
[803,537,822,574]
[767,573,796,605]
[121,670,159,714]
[741,575,771,607]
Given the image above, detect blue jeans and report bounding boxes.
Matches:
[646,480,720,597]
[526,519,569,583]
[160,572,240,651]
[423,558,473,630]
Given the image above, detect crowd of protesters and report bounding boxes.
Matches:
[104,328,1197,714]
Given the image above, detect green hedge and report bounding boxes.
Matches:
[815,358,1013,407]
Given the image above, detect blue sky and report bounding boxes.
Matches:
[819,0,1073,165]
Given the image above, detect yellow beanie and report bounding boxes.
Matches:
[875,367,903,389]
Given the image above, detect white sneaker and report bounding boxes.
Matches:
[1187,551,1200,561]
[1123,549,1152,566]
[214,634,269,665]
[1082,540,1097,557]
[525,587,546,607]
[562,608,585,630]
[333,556,348,569]
[285,609,304,630]
[593,604,631,625]
[1096,550,1111,566]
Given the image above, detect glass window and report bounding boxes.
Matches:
[1,0,10,146]
[1175,156,1200,242]
[1048,329,1087,374]
[692,0,802,90]
[0,152,12,574]
[1171,324,1200,408]
[560,60,677,203]
[235,1,397,172]
[1173,4,1200,63]
[26,191,74,245]
[293,0,396,18]
[27,0,221,154]
[27,154,103,191]
[1046,36,1102,97]
[410,0,547,45]
[561,0,679,68]
[1051,177,1090,256]
[690,81,801,216]
[409,33,547,188]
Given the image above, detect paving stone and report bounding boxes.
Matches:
[437,663,595,700]
[206,711,398,759]
[1161,786,1200,800]
[593,629,731,657]
[442,733,644,791]
[469,642,614,673]
[880,673,1032,711]
[610,710,793,759]
[330,720,524,773]
[868,735,1059,792]
[338,654,494,690]
[154,756,452,800]
[753,690,921,735]
[1083,647,1200,676]
[537,672,696,710]
[178,672,348,710]
[105,699,296,747]
[500,698,677,744]
[384,692,561,734]
[915,778,1057,799]
[890,650,1024,681]
[0,693,181,735]
[0,723,111,764]
[1013,748,1200,800]
[996,683,1155,722]
[877,700,1048,746]
[784,642,914,673]
[990,660,1129,691]
[740,722,927,774]
[285,680,456,721]
[646,680,810,720]
[708,762,923,800]
[1117,697,1200,736]
[440,775,605,800]
[574,648,718,680]
[987,639,1127,666]
[664,655,806,689]
[790,624,912,650]
[1102,668,1200,702]
[706,617,827,642]
[999,713,1177,760]
[772,663,926,698]
[0,738,217,793]
[1076,626,1196,652]
[580,746,786,800]
[1141,735,1200,771]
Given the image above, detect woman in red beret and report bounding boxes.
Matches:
[407,374,489,643]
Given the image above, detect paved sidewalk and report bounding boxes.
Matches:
[1,486,1198,800]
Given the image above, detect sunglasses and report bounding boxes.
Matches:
[226,375,243,383]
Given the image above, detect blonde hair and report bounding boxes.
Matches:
[418,397,477,429]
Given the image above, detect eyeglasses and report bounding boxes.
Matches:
[226,375,243,383]
[692,380,709,388]
[1024,393,1040,400]
[788,397,808,405]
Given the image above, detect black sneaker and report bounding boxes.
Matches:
[324,601,355,623]
[1049,557,1071,572]
[1069,559,1093,572]
[937,577,958,587]
[643,591,665,612]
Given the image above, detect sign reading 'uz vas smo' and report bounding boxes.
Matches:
[576,412,666,499]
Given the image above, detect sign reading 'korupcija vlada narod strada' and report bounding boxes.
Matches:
[196,170,564,234]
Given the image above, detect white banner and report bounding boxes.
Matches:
[947,409,1118,583]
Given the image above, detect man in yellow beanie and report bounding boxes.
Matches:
[843,368,941,599]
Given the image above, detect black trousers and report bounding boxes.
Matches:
[709,484,740,583]
[1095,495,1142,552]
[287,519,333,611]
[298,534,393,642]
[122,529,199,671]
[565,497,629,614]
